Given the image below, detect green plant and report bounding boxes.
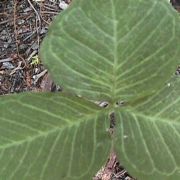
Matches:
[1,0,180,179]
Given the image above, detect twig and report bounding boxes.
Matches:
[0,58,13,63]
[33,69,48,84]
[0,19,13,25]
[40,11,59,15]
[27,50,38,62]
[13,0,27,66]
[0,12,8,16]
[10,61,22,75]
[27,0,41,48]
[23,30,36,41]
[113,169,127,178]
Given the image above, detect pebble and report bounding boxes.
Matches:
[59,1,69,10]
[2,62,14,69]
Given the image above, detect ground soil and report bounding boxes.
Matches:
[0,0,179,180]
[0,0,63,94]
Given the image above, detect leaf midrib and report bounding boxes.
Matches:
[111,0,118,101]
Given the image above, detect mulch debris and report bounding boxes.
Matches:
[0,0,179,180]
[94,152,136,180]
[0,0,68,94]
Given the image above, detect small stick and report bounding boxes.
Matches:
[27,0,41,48]
[0,58,13,63]
[0,19,13,25]
[33,69,48,84]
[10,61,22,75]
[13,0,27,67]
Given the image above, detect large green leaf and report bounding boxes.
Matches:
[115,76,180,180]
[0,93,111,179]
[41,0,180,103]
[42,0,180,180]
[2,0,180,179]
[40,0,180,179]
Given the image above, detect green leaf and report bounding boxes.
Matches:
[39,0,180,179]
[115,76,180,180]
[0,93,111,179]
[41,0,180,103]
